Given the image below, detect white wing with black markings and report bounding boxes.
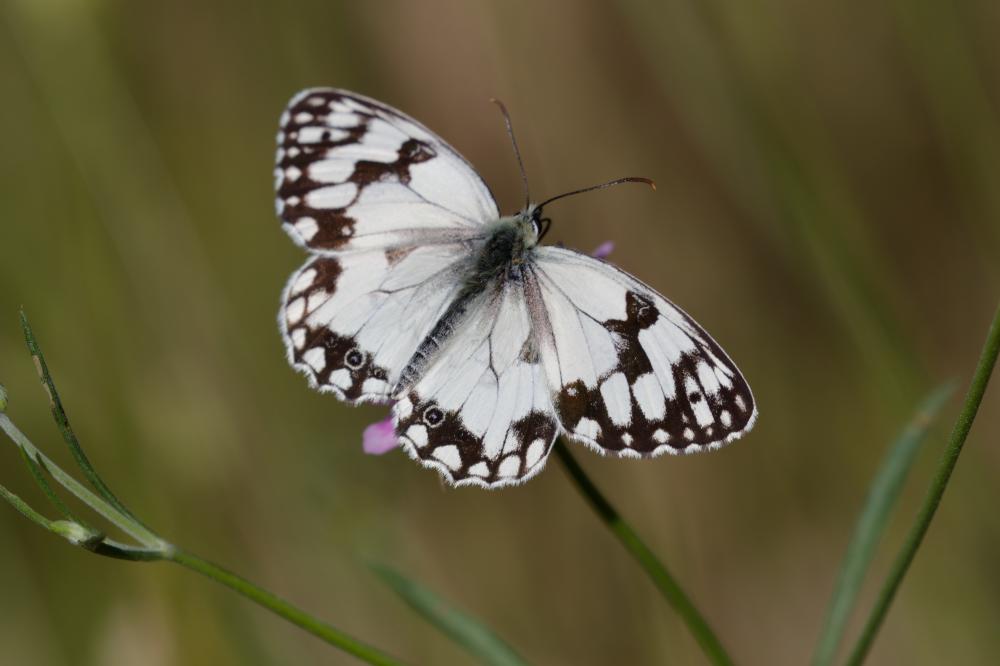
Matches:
[392,281,559,488]
[281,245,475,404]
[276,87,757,489]
[276,88,499,404]
[529,246,757,456]
[275,88,499,253]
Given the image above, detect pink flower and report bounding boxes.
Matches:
[362,416,398,455]
[362,239,615,454]
[592,241,614,259]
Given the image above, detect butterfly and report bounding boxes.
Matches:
[275,88,756,489]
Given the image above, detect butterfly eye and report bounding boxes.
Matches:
[423,406,445,428]
[344,348,366,369]
[533,215,552,241]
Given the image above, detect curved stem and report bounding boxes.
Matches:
[812,384,953,666]
[846,301,1000,665]
[0,414,164,548]
[21,311,143,526]
[554,440,733,666]
[3,317,407,666]
[169,549,407,666]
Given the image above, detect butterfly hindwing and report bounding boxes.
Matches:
[392,282,559,488]
[275,88,499,252]
[281,244,476,404]
[530,247,756,456]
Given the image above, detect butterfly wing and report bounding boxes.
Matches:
[281,244,480,404]
[278,88,500,404]
[529,247,756,455]
[392,281,559,488]
[275,88,500,252]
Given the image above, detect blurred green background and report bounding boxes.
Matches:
[1,0,998,664]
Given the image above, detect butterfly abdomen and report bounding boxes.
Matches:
[392,219,532,398]
[392,287,480,397]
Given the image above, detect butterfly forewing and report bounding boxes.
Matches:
[275,88,499,252]
[530,247,756,456]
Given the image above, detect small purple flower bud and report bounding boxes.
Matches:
[362,415,398,455]
[592,241,614,259]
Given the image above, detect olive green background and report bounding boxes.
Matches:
[1,1,998,664]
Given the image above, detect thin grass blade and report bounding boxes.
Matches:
[846,303,1000,665]
[17,445,82,524]
[371,563,530,666]
[812,383,954,666]
[554,439,733,666]
[0,482,54,532]
[0,413,164,548]
[19,311,143,524]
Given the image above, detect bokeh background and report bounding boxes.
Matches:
[1,1,999,664]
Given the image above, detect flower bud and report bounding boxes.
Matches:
[51,520,103,548]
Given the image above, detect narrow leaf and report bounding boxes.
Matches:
[18,445,81,523]
[0,414,164,548]
[19,310,141,524]
[813,383,954,666]
[847,302,1000,664]
[554,439,733,665]
[0,482,55,532]
[371,563,530,666]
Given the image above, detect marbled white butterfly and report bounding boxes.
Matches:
[276,88,757,488]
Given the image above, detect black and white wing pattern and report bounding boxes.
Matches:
[530,247,756,456]
[277,88,497,404]
[275,88,499,252]
[392,282,559,488]
[281,245,472,403]
[277,87,756,489]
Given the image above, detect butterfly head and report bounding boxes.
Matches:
[525,177,657,245]
[524,205,552,244]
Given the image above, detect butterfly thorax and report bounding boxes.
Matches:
[392,211,540,398]
[465,211,539,291]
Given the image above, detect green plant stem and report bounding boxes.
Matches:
[812,384,953,666]
[554,440,733,666]
[0,413,164,548]
[20,310,142,525]
[1,414,405,665]
[0,483,55,531]
[3,319,405,666]
[18,444,80,523]
[170,549,406,666]
[371,562,528,666]
[846,302,1000,665]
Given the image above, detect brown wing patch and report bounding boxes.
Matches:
[395,391,559,488]
[275,90,439,251]
[555,291,756,455]
[281,255,392,403]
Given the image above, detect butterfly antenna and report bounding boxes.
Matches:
[490,98,530,209]
[536,177,656,209]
